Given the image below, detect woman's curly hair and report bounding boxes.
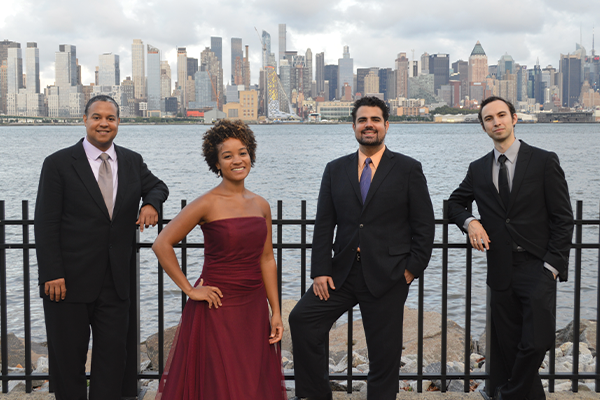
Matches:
[202,119,257,176]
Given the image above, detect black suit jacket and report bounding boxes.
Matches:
[311,147,435,298]
[447,140,573,291]
[35,139,169,302]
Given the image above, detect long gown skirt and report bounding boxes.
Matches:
[156,217,286,400]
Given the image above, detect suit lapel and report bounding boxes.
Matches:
[508,141,532,212]
[483,150,506,211]
[71,140,111,220]
[363,148,395,210]
[113,145,128,220]
[345,152,362,204]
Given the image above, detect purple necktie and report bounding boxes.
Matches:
[360,158,372,203]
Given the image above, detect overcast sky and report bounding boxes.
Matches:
[1,0,598,89]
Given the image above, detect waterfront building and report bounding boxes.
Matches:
[429,53,450,93]
[98,53,120,87]
[25,43,40,94]
[468,41,488,83]
[315,52,324,98]
[147,45,161,112]
[560,53,582,107]
[279,24,286,62]
[223,89,258,121]
[177,47,187,110]
[395,52,409,98]
[132,39,145,100]
[6,43,23,114]
[55,44,78,117]
[192,70,217,109]
[92,84,133,117]
[324,64,338,100]
[231,38,243,84]
[161,60,171,98]
[338,46,353,99]
[0,40,18,114]
[211,37,222,65]
[316,100,353,120]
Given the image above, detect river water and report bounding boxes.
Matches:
[1,122,599,343]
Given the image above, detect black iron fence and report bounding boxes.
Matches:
[1,199,599,395]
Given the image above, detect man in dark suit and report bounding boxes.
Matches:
[448,96,573,399]
[34,95,169,400]
[289,96,435,400]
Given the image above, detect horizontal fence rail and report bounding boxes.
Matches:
[1,199,599,395]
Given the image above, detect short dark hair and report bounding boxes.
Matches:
[351,96,389,123]
[85,95,120,118]
[478,96,516,126]
[202,119,257,176]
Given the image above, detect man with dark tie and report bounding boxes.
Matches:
[289,96,435,400]
[35,95,168,399]
[447,96,573,399]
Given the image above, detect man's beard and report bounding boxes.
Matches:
[356,131,384,147]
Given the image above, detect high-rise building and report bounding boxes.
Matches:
[160,60,171,98]
[242,45,251,89]
[324,64,338,100]
[429,53,450,93]
[395,52,409,98]
[560,53,582,107]
[364,70,379,94]
[211,37,222,65]
[177,47,188,109]
[261,30,271,69]
[201,47,224,109]
[379,68,394,100]
[231,38,243,84]
[315,52,325,97]
[7,43,23,94]
[497,53,515,79]
[452,60,468,101]
[356,68,370,96]
[55,44,79,117]
[98,53,120,86]
[305,48,313,97]
[193,70,217,108]
[468,41,488,83]
[279,59,292,102]
[147,45,161,111]
[420,52,430,74]
[0,40,18,114]
[187,57,198,79]
[279,24,286,62]
[26,43,40,94]
[338,46,353,98]
[132,39,145,100]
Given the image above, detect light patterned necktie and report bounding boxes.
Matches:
[98,153,113,219]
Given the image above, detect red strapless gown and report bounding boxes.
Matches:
[156,217,287,400]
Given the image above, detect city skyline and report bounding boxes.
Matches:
[1,0,598,89]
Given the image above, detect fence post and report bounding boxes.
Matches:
[1,201,8,394]
[22,201,32,393]
[572,200,583,392]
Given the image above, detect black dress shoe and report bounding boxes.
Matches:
[480,391,493,400]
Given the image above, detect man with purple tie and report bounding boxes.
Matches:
[290,96,435,400]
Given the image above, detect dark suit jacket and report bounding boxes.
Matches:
[35,139,169,302]
[311,147,435,298]
[447,140,573,291]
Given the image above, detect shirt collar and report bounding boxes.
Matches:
[358,145,386,170]
[494,139,520,164]
[83,137,117,161]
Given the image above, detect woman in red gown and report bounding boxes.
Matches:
[152,120,286,399]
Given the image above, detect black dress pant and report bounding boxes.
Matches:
[43,268,130,400]
[489,252,557,400]
[289,259,410,400]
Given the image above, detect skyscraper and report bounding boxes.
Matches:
[395,52,409,98]
[261,30,271,69]
[211,37,222,65]
[132,39,145,100]
[0,40,17,113]
[242,45,251,89]
[420,52,430,74]
[147,45,161,111]
[7,43,23,94]
[560,53,582,107]
[160,60,171,99]
[305,48,313,97]
[429,53,450,93]
[55,44,78,117]
[315,52,325,97]
[468,41,488,83]
[187,57,198,78]
[279,24,286,62]
[98,53,120,86]
[201,47,223,108]
[497,53,515,79]
[324,64,338,101]
[452,60,468,101]
[26,42,40,94]
[177,47,188,109]
[231,38,243,84]
[338,46,353,99]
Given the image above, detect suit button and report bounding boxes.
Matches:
[359,224,364,228]
[506,219,510,224]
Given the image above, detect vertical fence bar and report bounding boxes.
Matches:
[157,203,165,376]
[1,201,8,393]
[123,214,141,397]
[22,201,32,393]
[441,203,448,391]
[180,200,188,311]
[572,201,582,392]
[597,202,600,392]
[549,277,556,392]
[301,201,307,296]
[461,202,472,392]
[277,201,283,307]
[417,271,424,392]
[346,307,353,393]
